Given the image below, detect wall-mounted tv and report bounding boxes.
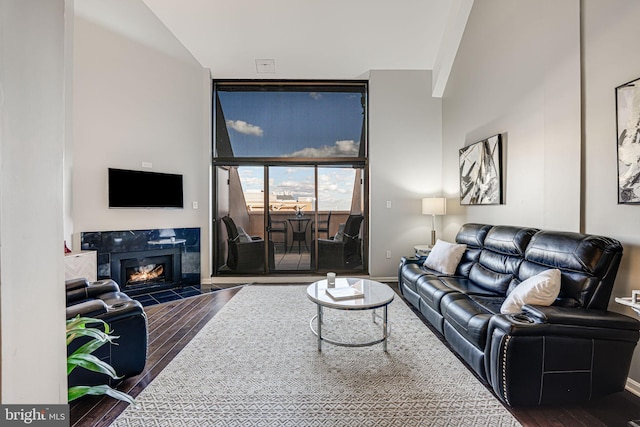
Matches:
[108,168,183,208]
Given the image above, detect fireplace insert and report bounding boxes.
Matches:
[111,248,182,295]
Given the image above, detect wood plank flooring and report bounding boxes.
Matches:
[70,284,640,427]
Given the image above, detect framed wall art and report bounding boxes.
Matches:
[616,77,640,204]
[459,134,503,205]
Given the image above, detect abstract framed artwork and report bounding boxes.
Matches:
[459,134,503,205]
[616,77,640,204]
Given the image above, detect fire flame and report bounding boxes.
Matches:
[128,264,164,285]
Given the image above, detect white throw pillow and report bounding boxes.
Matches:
[500,269,561,314]
[423,239,467,275]
[333,224,345,242]
[236,226,253,243]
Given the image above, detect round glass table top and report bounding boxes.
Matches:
[306,277,395,310]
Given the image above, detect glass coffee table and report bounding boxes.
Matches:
[306,277,395,352]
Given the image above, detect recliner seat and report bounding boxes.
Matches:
[66,278,148,388]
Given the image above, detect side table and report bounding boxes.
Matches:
[64,250,97,282]
[615,295,640,316]
[614,295,640,427]
[414,244,432,257]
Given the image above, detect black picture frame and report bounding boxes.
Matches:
[459,134,503,205]
[616,77,640,204]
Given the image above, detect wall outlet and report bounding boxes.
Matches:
[141,161,152,168]
[386,250,392,259]
[192,201,198,209]
[386,200,392,209]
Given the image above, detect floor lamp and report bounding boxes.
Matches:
[422,197,446,247]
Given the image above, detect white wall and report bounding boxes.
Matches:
[0,0,67,403]
[369,70,442,280]
[582,0,640,386]
[443,0,640,388]
[72,0,211,279]
[441,0,581,240]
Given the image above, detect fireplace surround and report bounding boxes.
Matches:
[81,227,200,295]
[111,247,182,294]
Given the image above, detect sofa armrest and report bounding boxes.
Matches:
[522,304,640,332]
[400,256,423,266]
[66,279,121,305]
[66,299,108,319]
[66,278,90,291]
[489,305,640,342]
[486,308,639,406]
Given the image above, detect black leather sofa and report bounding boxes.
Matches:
[398,223,640,406]
[66,278,148,387]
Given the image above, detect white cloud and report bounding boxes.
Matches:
[285,140,359,158]
[309,92,322,100]
[226,120,264,137]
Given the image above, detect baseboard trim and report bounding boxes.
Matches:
[370,276,398,283]
[205,275,398,285]
[627,378,640,397]
[206,274,371,285]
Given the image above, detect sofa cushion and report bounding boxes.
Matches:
[483,225,538,256]
[455,223,492,248]
[439,276,503,297]
[423,239,467,274]
[500,269,561,314]
[442,292,493,350]
[466,226,538,295]
[455,224,492,277]
[521,231,623,310]
[236,226,253,243]
[416,275,459,311]
[333,223,345,242]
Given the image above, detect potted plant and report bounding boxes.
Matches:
[66,315,134,403]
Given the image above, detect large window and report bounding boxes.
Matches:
[213,81,368,275]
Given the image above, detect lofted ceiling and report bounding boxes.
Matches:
[140,0,472,91]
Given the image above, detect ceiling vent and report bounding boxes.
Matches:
[255,59,276,74]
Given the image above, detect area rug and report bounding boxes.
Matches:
[112,285,521,426]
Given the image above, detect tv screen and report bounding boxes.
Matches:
[108,168,183,208]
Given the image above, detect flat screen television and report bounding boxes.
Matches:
[108,168,184,208]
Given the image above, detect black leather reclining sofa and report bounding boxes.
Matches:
[66,278,148,387]
[398,223,640,406]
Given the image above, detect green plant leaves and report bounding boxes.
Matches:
[67,353,122,378]
[68,385,135,404]
[66,315,133,405]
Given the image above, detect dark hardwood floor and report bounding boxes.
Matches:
[70,284,640,427]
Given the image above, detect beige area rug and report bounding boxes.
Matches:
[112,285,521,426]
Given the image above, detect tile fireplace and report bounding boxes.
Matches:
[81,227,200,295]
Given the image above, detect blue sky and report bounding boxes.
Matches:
[219,90,364,210]
[218,90,363,157]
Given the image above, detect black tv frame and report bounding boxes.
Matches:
[108,168,184,209]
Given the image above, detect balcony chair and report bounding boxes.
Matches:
[312,211,332,239]
[267,213,289,253]
[221,216,274,273]
[314,214,364,270]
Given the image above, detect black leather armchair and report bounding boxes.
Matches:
[315,214,364,270]
[66,278,148,387]
[221,216,275,273]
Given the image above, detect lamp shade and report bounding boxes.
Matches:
[422,197,446,216]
